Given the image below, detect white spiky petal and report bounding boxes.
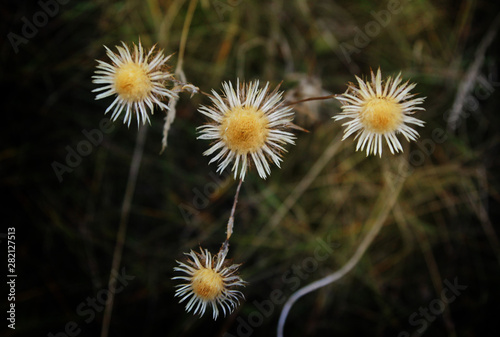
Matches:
[333,68,425,156]
[173,247,246,319]
[92,41,177,127]
[197,80,296,180]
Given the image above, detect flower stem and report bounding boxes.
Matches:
[100,124,148,337]
[277,165,406,337]
[284,94,337,107]
[161,0,197,153]
[226,178,244,241]
[175,0,197,83]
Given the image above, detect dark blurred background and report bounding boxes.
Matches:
[2,0,500,336]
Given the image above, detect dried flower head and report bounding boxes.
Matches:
[334,68,425,156]
[198,80,296,180]
[173,247,246,319]
[92,41,177,126]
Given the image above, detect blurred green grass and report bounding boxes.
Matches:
[2,0,500,336]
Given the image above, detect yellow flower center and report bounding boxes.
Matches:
[114,62,152,102]
[191,268,224,300]
[220,106,269,155]
[361,97,402,133]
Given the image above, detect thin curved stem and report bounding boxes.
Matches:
[284,94,337,107]
[100,124,148,337]
[160,0,197,153]
[175,0,197,82]
[160,95,179,153]
[226,178,243,241]
[277,171,406,337]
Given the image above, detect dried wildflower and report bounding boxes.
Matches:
[198,80,296,180]
[173,247,246,319]
[92,41,177,126]
[334,68,425,156]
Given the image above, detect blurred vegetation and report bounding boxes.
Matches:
[2,0,500,336]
